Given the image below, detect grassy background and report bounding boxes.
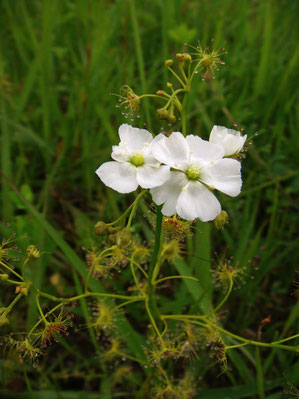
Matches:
[0,0,298,397]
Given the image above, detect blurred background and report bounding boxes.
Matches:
[0,0,298,397]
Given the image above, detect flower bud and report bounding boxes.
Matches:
[213,211,229,230]
[94,221,108,236]
[15,282,31,296]
[107,226,120,234]
[26,245,40,259]
[107,234,116,245]
[0,274,9,281]
[166,82,173,89]
[114,230,133,248]
[165,59,174,67]
[167,113,176,125]
[183,53,192,62]
[156,108,169,120]
[156,90,167,96]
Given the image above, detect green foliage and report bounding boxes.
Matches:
[0,0,298,397]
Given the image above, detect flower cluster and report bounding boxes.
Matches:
[96,124,246,222]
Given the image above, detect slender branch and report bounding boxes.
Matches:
[37,290,142,303]
[155,275,199,285]
[214,275,233,313]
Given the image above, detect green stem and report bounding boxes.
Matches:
[214,275,233,313]
[167,67,186,88]
[130,257,141,292]
[155,275,199,285]
[127,257,148,278]
[21,258,29,279]
[126,190,146,230]
[0,260,23,280]
[37,290,142,303]
[166,316,298,352]
[139,94,168,101]
[6,293,23,312]
[164,88,186,109]
[147,205,164,340]
[112,298,145,311]
[179,64,188,84]
[256,346,266,399]
[6,279,23,285]
[35,294,48,325]
[28,302,63,337]
[115,350,144,364]
[145,299,164,344]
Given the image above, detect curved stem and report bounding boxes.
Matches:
[37,290,142,303]
[167,316,298,352]
[155,275,199,285]
[145,299,164,345]
[0,260,23,280]
[167,67,186,88]
[126,190,146,230]
[127,257,148,278]
[35,294,48,325]
[139,94,168,101]
[28,302,63,337]
[130,257,141,292]
[115,350,144,364]
[214,275,233,313]
[6,293,23,313]
[112,298,145,312]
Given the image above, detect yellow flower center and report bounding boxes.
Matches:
[130,153,144,167]
[186,165,200,180]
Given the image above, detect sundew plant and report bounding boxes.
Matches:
[0,16,298,399]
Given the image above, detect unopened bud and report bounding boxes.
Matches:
[213,211,228,230]
[107,234,116,245]
[156,90,166,96]
[165,59,173,67]
[94,221,108,236]
[26,245,40,259]
[15,282,31,296]
[107,226,120,234]
[166,82,172,89]
[183,53,192,62]
[0,274,9,281]
[156,108,169,120]
[115,230,133,248]
[167,112,176,125]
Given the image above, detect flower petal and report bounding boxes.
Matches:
[96,161,138,194]
[118,124,153,151]
[201,158,242,197]
[136,164,170,189]
[176,181,221,221]
[151,132,189,169]
[111,143,130,162]
[209,125,247,156]
[151,171,188,216]
[186,135,224,163]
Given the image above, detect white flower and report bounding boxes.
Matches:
[209,125,247,157]
[150,132,242,221]
[96,124,170,194]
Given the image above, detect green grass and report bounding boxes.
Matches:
[0,0,298,397]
